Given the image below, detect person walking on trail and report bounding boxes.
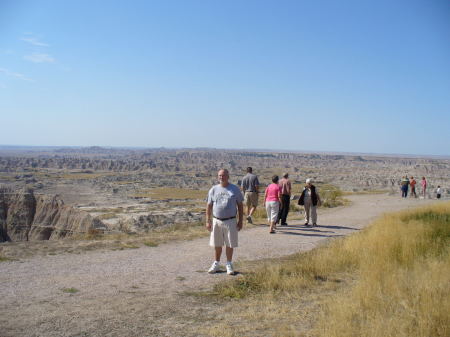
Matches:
[436,186,442,199]
[241,167,259,224]
[206,169,244,275]
[401,176,409,198]
[410,176,417,198]
[278,173,292,226]
[264,175,282,234]
[421,176,427,198]
[298,178,322,227]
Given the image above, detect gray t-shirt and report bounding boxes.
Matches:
[241,173,259,192]
[207,183,244,219]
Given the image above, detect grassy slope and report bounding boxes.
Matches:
[205,202,450,337]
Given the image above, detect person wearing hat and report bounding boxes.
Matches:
[298,178,321,227]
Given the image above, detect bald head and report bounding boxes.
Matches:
[218,169,229,186]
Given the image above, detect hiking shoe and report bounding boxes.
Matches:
[281,223,288,226]
[226,262,235,275]
[246,216,253,224]
[208,261,220,274]
[304,222,309,226]
[313,223,318,227]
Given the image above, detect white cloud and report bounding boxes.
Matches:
[20,36,49,47]
[0,68,34,82]
[24,52,55,63]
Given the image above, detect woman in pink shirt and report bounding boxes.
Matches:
[264,175,282,234]
[421,177,427,198]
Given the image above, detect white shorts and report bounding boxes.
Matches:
[209,218,238,248]
[265,201,280,222]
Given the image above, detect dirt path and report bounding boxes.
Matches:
[0,194,434,337]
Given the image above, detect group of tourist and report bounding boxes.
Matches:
[206,168,445,275]
[205,167,321,275]
[241,167,321,232]
[400,176,442,199]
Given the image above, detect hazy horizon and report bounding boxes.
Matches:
[1,143,449,159]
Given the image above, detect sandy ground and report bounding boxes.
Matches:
[0,194,435,337]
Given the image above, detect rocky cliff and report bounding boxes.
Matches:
[0,187,105,242]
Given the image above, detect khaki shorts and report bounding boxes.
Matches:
[209,218,238,248]
[244,192,259,207]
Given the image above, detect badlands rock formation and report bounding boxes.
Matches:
[0,187,106,242]
[0,146,448,241]
[120,211,203,234]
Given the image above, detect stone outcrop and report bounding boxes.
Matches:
[120,211,203,234]
[0,187,105,242]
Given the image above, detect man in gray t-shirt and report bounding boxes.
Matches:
[241,167,259,224]
[206,169,243,275]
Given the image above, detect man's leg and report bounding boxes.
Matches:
[281,195,290,224]
[304,200,310,224]
[225,246,233,262]
[311,206,317,225]
[215,246,222,261]
[248,193,257,217]
[278,197,284,224]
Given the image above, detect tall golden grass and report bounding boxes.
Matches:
[209,202,450,337]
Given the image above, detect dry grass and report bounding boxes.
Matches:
[342,189,389,195]
[77,221,209,250]
[1,221,209,260]
[56,172,116,180]
[132,187,207,200]
[96,212,119,220]
[0,254,11,262]
[203,202,450,337]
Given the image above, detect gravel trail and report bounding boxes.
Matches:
[0,194,434,337]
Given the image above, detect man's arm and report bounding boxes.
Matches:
[241,178,247,192]
[206,203,213,231]
[278,187,283,206]
[237,201,243,231]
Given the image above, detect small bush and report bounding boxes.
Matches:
[84,228,104,240]
[319,184,346,208]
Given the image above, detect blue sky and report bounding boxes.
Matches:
[0,0,449,155]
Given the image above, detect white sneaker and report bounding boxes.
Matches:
[208,261,220,274]
[226,262,235,275]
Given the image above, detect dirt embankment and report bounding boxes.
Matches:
[0,187,105,242]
